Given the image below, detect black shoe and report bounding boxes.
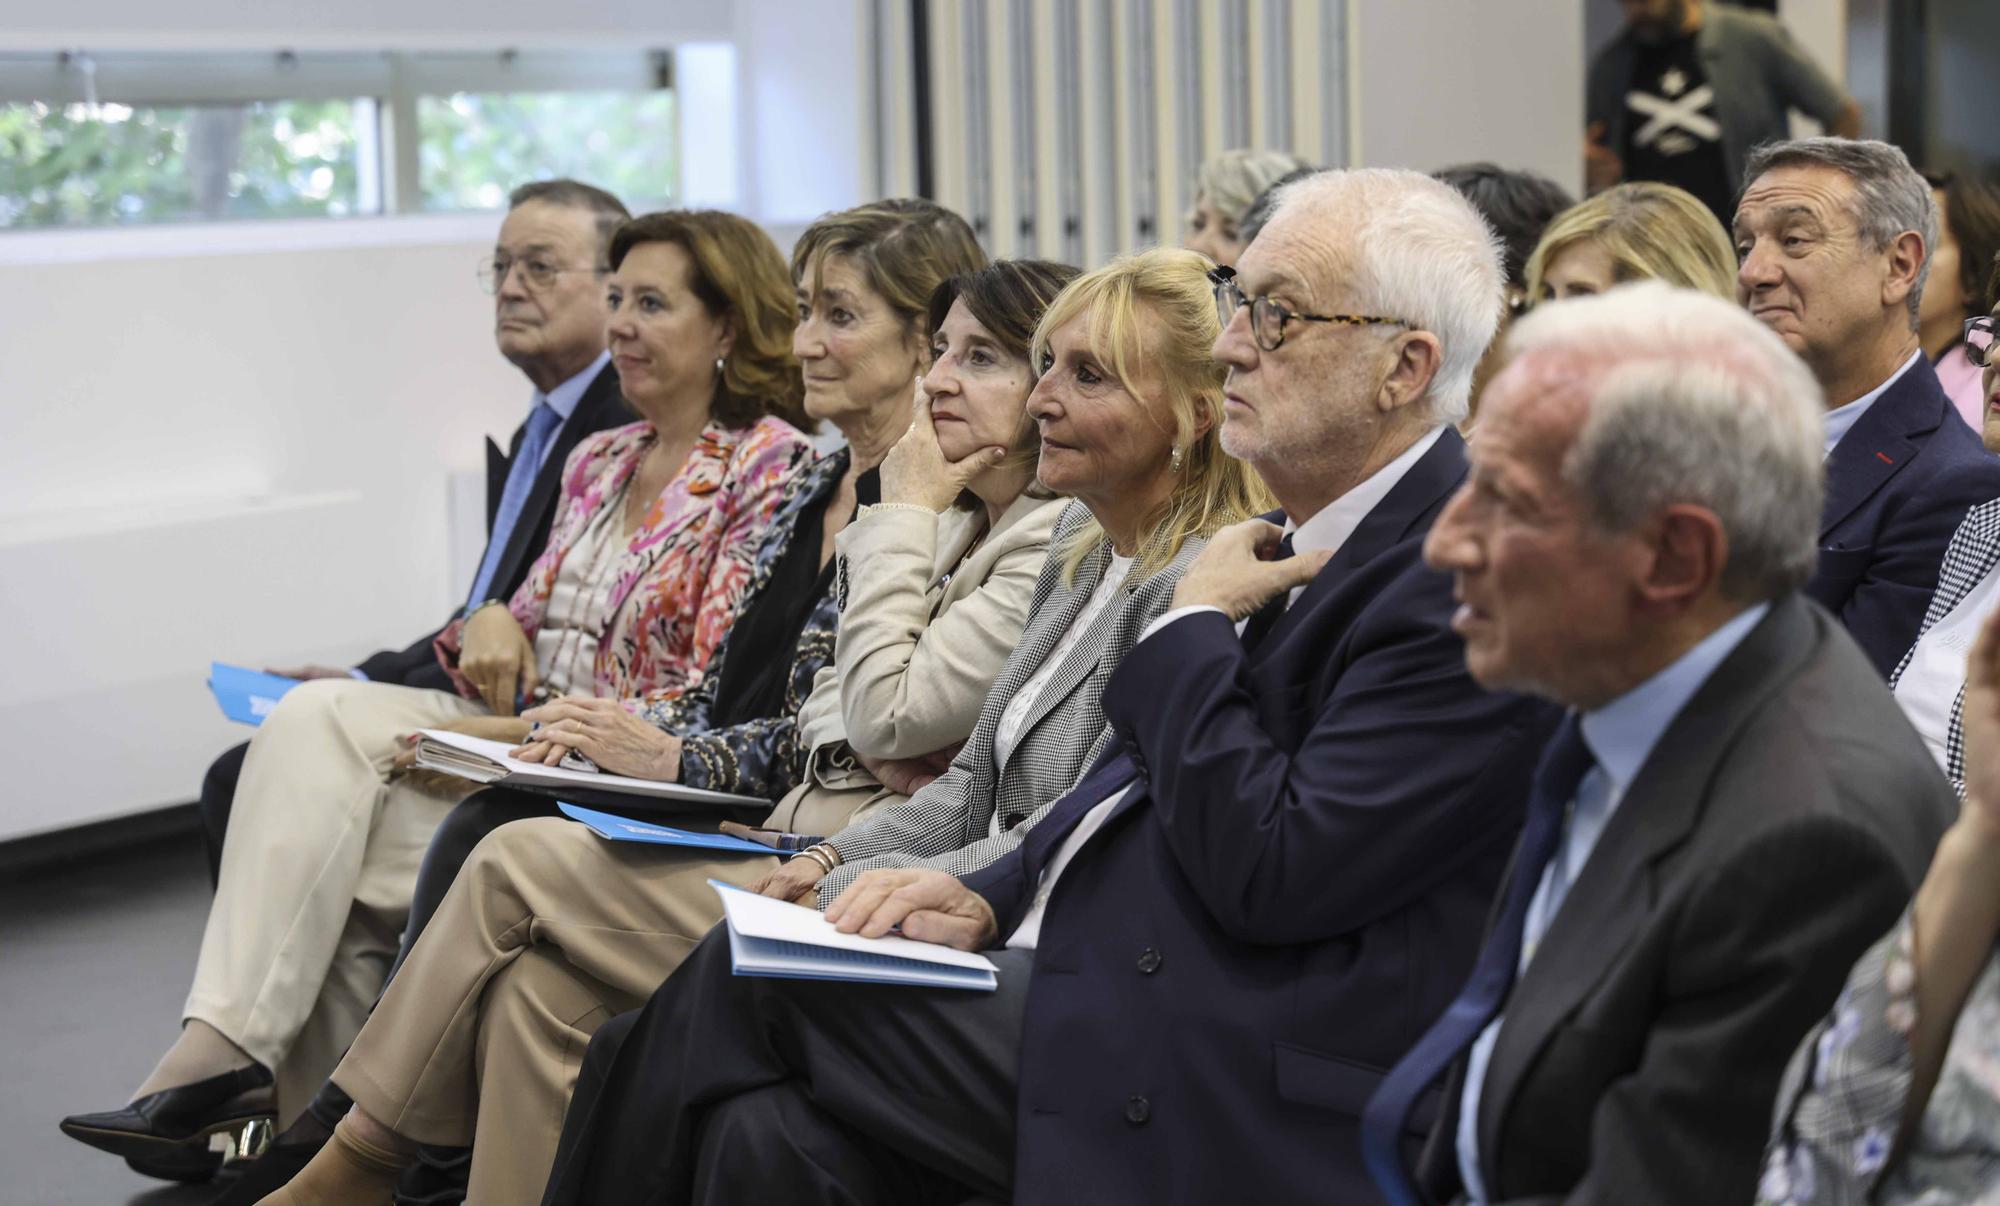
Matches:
[59,1064,275,1161]
[125,1143,224,1184]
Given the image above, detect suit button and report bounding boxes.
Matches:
[1136,947,1162,974]
[1125,1096,1150,1125]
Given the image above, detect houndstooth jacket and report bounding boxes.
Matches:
[818,501,1206,901]
[1887,497,2000,796]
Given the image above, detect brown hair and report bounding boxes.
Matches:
[609,210,808,430]
[1928,171,2000,315]
[791,199,988,337]
[926,259,1082,509]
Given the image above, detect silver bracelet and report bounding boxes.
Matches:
[799,846,835,875]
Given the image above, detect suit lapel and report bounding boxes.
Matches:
[489,364,629,600]
[485,435,512,530]
[1819,362,1941,539]
[1007,544,1114,743]
[1478,597,1818,1174]
[1255,428,1470,660]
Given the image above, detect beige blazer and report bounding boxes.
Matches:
[765,492,1067,837]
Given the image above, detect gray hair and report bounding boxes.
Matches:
[1194,149,1314,227]
[1267,168,1505,425]
[1508,280,1826,602]
[508,178,632,261]
[1742,137,1938,328]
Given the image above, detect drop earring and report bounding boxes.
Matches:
[714,356,726,377]
[1169,445,1184,474]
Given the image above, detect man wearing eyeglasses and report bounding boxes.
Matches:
[193,179,632,886]
[530,169,1554,1206]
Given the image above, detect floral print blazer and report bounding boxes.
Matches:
[435,416,813,710]
[1761,906,2000,1204]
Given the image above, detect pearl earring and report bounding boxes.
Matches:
[1169,445,1184,474]
[714,356,725,377]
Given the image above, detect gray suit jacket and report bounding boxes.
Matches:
[819,501,1204,900]
[1416,595,1954,1205]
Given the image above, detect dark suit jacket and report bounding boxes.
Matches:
[961,430,1557,1204]
[1414,596,1955,1205]
[352,360,631,690]
[1809,355,2000,677]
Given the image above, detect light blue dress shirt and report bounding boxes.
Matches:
[1454,600,1772,1202]
[351,350,610,680]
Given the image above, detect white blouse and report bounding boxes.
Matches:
[1894,557,2000,774]
[532,491,628,698]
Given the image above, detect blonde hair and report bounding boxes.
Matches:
[1030,247,1274,579]
[1525,182,1737,301]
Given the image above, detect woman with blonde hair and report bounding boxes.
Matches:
[527,245,1270,1203]
[1527,180,1738,304]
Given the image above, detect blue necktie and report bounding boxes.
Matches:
[1359,714,1594,1206]
[466,401,564,607]
[1239,534,1297,651]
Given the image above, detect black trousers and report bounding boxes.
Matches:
[540,928,1032,1206]
[198,742,248,886]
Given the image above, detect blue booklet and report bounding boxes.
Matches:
[207,663,303,726]
[709,879,1000,992]
[558,803,777,855]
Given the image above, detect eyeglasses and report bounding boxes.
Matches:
[1209,265,1412,352]
[1966,315,1998,369]
[476,255,607,295]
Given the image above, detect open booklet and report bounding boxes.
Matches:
[558,802,779,855]
[709,879,1000,992]
[412,728,769,819]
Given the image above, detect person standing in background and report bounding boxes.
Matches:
[1587,0,1860,226]
[1919,172,2000,429]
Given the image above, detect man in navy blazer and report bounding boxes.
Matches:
[193,180,635,885]
[1736,137,2000,676]
[533,169,1553,1206]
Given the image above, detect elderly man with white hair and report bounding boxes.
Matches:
[1361,281,1954,1205]
[524,168,1558,1205]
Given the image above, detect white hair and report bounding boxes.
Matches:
[1267,168,1504,425]
[1506,280,1827,601]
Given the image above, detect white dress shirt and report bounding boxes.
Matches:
[1004,426,1446,952]
[1823,349,1922,457]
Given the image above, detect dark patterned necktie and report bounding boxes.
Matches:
[1239,534,1297,651]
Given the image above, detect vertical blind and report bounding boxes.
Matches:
[869,0,1351,264]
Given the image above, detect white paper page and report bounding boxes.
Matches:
[710,880,999,974]
[414,729,763,807]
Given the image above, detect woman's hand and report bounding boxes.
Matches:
[879,377,1009,512]
[856,744,961,796]
[515,696,682,781]
[749,855,828,904]
[459,604,540,717]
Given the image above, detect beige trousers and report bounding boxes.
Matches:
[182,678,484,1121]
[332,816,783,1205]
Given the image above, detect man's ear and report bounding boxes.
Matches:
[1883,229,1925,315]
[1636,504,1729,613]
[1378,331,1443,414]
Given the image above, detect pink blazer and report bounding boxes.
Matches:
[436,415,814,710]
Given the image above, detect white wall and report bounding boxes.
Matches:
[1348,0,1585,196]
[0,0,733,49]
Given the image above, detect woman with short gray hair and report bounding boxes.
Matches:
[1182,147,1311,267]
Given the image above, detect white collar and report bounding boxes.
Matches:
[1287,425,1446,556]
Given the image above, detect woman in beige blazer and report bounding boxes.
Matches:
[257,259,1079,1204]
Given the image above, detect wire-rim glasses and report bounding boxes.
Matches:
[476,255,608,295]
[1208,265,1413,352]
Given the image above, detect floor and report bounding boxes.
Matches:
[2,831,228,1206]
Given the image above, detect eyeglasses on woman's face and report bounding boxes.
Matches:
[1965,315,1998,369]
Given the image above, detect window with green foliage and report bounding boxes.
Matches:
[0,99,373,227]
[0,50,682,233]
[418,91,677,213]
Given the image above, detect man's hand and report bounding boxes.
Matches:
[1584,121,1623,194]
[1169,518,1331,620]
[459,604,540,716]
[824,868,998,951]
[879,378,1009,512]
[749,856,829,904]
[389,714,532,774]
[856,744,961,796]
[515,696,682,780]
[264,664,355,682]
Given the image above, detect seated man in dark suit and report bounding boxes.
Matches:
[536,168,1556,1205]
[1735,137,2000,676]
[196,178,635,883]
[1360,281,1956,1205]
